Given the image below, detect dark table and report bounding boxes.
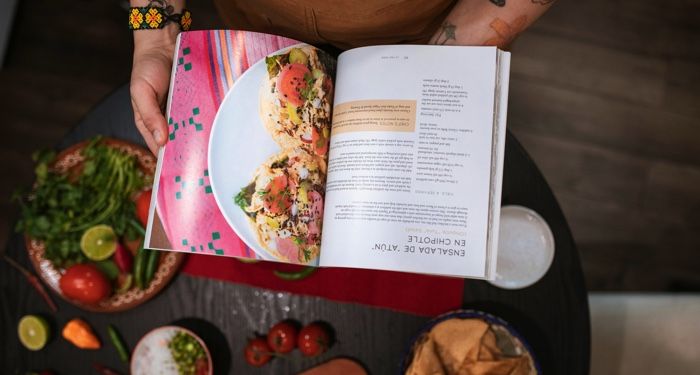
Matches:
[1,85,590,374]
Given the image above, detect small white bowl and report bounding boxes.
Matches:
[489,205,555,290]
[131,325,213,375]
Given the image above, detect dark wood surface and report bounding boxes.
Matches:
[0,85,589,374]
[508,0,700,291]
[2,0,699,292]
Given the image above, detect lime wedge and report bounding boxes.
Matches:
[18,315,49,351]
[80,225,118,261]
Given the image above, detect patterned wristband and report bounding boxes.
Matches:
[129,7,192,31]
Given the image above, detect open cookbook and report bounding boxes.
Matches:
[144,30,510,279]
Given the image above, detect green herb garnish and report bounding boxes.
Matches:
[168,331,207,375]
[265,54,289,78]
[299,72,318,102]
[265,56,280,77]
[302,248,312,262]
[234,182,256,219]
[270,156,288,169]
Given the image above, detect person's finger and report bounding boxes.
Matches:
[132,103,159,154]
[130,80,168,147]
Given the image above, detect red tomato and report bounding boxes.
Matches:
[59,264,111,304]
[113,242,133,273]
[297,323,331,357]
[277,63,310,107]
[194,357,209,375]
[267,321,298,353]
[135,189,152,228]
[244,337,273,367]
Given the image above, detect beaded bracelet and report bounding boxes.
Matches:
[129,6,192,31]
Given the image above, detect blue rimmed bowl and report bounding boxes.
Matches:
[400,309,541,374]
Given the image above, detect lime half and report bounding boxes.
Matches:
[18,315,49,351]
[80,224,118,261]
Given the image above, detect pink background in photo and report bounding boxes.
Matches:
[155,30,298,258]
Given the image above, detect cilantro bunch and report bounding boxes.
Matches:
[14,137,148,267]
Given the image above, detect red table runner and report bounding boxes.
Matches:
[182,254,464,316]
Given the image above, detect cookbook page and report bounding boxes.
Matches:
[145,30,335,266]
[319,45,505,278]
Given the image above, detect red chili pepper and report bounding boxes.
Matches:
[113,242,133,273]
[2,254,57,312]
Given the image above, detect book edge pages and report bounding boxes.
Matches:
[485,49,511,280]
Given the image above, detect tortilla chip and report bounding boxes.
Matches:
[406,318,535,375]
[430,319,490,371]
[406,335,448,375]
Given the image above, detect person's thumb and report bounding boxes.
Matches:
[131,80,168,145]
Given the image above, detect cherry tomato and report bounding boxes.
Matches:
[244,337,273,367]
[297,322,331,357]
[267,321,298,353]
[194,356,209,375]
[59,264,111,304]
[135,189,152,228]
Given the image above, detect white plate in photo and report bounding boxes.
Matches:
[208,44,319,264]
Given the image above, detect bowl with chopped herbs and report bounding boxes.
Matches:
[15,136,185,312]
[131,325,212,375]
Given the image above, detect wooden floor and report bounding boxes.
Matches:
[1,0,698,291]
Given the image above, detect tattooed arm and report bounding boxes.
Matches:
[430,0,555,48]
[130,0,186,154]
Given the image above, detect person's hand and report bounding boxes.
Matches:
[130,29,178,154]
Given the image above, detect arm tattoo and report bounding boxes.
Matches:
[431,21,457,45]
[483,15,528,47]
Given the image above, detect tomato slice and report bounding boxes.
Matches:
[277,63,310,107]
[263,175,291,215]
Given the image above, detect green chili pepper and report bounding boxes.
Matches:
[107,324,129,363]
[144,249,160,287]
[95,259,119,280]
[133,244,147,289]
[129,218,146,236]
[273,266,316,281]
